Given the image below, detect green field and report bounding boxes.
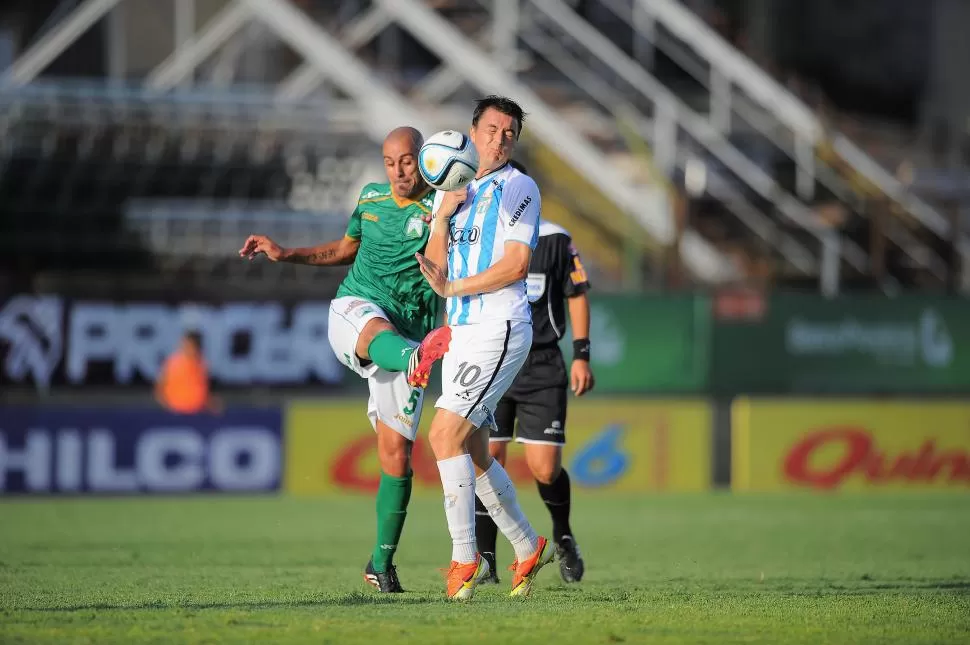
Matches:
[1,493,968,644]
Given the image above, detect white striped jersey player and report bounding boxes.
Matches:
[432,162,541,428]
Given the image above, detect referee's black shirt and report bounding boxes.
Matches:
[525,220,591,349]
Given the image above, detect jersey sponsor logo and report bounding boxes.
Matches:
[526,273,547,303]
[450,226,481,246]
[362,212,379,222]
[404,216,425,239]
[355,307,376,318]
[360,189,385,200]
[509,196,532,227]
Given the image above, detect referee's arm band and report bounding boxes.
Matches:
[573,338,591,361]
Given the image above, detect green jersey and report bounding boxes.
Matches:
[336,182,440,341]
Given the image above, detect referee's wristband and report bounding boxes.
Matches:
[573,338,591,362]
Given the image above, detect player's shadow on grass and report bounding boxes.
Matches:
[23,592,442,612]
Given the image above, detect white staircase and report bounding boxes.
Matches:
[5,0,961,288]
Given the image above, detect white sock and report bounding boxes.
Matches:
[475,459,539,562]
[436,455,478,564]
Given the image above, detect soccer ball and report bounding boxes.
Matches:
[418,130,479,191]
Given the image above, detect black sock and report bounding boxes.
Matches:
[474,496,499,558]
[537,468,573,544]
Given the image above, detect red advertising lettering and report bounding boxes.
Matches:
[330,436,533,493]
[784,427,970,489]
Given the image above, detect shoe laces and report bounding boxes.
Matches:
[439,561,468,579]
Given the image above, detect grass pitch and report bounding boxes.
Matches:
[1,493,968,644]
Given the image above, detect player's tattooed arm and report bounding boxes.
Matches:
[239,235,360,266]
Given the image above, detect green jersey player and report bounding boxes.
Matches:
[239,127,451,593]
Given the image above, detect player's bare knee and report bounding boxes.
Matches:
[355,317,394,360]
[531,460,561,485]
[526,445,563,484]
[428,410,474,459]
[378,444,410,477]
[376,422,412,477]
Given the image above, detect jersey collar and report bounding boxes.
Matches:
[473,162,510,185]
[392,185,433,209]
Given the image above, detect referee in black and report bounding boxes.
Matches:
[475,160,595,584]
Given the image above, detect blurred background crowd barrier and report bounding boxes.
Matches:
[1,0,969,496]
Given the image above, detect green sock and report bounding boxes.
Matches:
[372,471,413,572]
[367,331,415,373]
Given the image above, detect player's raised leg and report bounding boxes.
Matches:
[328,301,424,592]
[329,298,449,389]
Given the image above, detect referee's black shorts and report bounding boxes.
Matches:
[490,346,568,446]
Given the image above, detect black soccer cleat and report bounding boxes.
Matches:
[364,558,405,593]
[556,536,585,583]
[479,552,500,585]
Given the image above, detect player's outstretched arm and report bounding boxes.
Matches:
[239,234,360,266]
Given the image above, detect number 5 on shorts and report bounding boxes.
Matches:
[402,389,420,415]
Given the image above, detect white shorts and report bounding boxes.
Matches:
[435,319,532,429]
[328,296,424,441]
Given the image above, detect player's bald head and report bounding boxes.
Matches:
[382,126,427,199]
[383,126,423,155]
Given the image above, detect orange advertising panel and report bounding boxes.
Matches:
[732,398,970,491]
[285,399,711,495]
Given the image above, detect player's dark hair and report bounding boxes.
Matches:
[184,330,203,349]
[472,95,527,137]
[509,160,528,174]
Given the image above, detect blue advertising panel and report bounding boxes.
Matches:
[0,406,282,494]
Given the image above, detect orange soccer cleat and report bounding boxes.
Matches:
[407,325,451,388]
[444,554,491,600]
[508,536,555,597]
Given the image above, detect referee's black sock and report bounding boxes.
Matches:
[537,468,573,545]
[474,496,499,558]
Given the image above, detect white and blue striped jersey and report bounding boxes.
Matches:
[432,163,541,327]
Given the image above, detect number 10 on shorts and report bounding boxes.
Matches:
[453,362,481,387]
